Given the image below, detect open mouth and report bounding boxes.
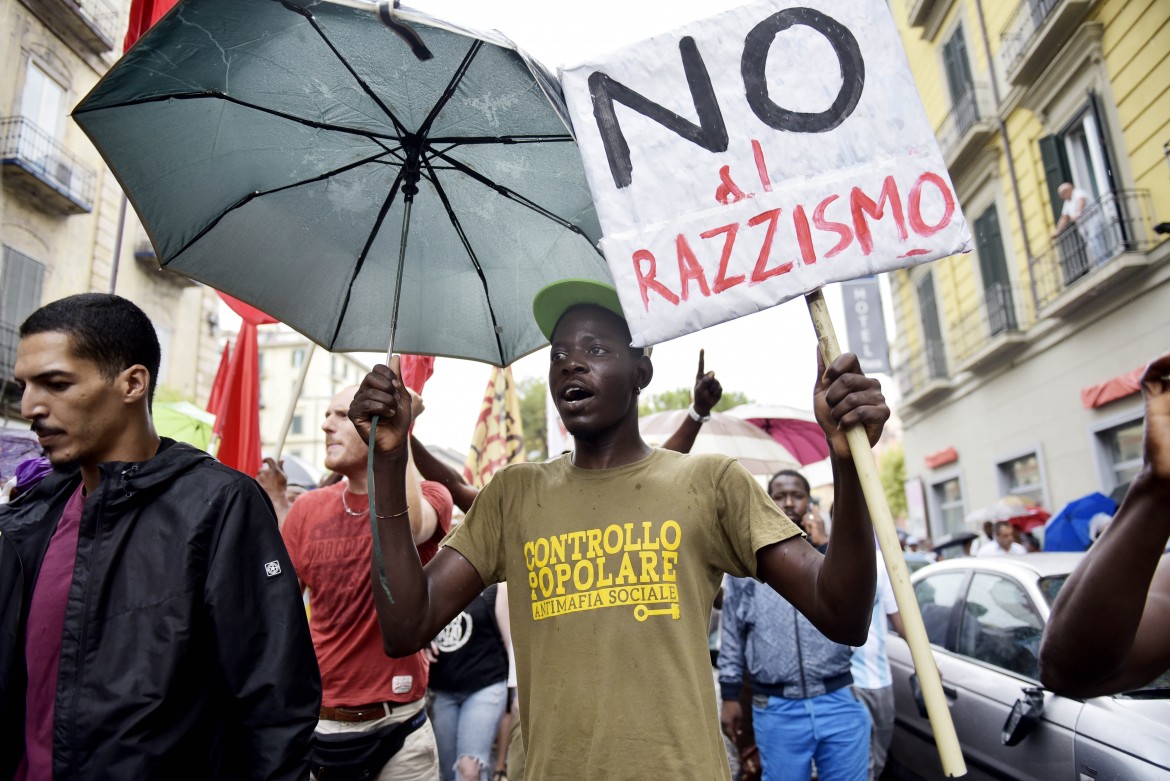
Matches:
[560,384,594,406]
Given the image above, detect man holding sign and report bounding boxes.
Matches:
[350,278,888,780]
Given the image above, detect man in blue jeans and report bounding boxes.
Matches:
[719,470,871,781]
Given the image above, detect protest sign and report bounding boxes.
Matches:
[561,0,971,346]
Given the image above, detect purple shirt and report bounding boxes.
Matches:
[17,484,85,781]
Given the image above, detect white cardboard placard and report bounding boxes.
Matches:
[561,0,971,346]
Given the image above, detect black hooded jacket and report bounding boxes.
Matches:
[0,439,321,780]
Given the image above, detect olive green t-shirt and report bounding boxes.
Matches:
[442,448,803,780]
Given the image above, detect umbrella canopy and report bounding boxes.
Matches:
[74,0,609,366]
[964,495,1051,532]
[724,404,829,466]
[1043,492,1117,552]
[640,410,799,478]
[154,401,217,451]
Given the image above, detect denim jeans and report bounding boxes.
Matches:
[752,687,871,781]
[431,681,508,781]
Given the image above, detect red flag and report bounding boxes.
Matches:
[123,0,179,52]
[210,292,278,476]
[206,340,231,418]
[400,355,435,395]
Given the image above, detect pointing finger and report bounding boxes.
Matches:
[697,348,705,380]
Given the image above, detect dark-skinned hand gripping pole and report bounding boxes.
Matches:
[806,288,966,777]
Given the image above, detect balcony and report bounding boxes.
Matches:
[1,117,96,214]
[1027,189,1157,318]
[21,0,120,54]
[950,283,1031,372]
[937,82,994,174]
[895,338,954,410]
[1000,0,1095,86]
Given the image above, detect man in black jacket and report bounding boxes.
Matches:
[0,293,320,780]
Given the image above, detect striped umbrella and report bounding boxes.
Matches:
[725,403,829,466]
[640,410,799,477]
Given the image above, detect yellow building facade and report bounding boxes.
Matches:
[1,0,221,421]
[889,0,1170,537]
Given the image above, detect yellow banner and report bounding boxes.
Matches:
[463,366,525,489]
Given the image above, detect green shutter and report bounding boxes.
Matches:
[1038,134,1071,222]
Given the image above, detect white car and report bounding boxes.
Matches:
[886,553,1170,780]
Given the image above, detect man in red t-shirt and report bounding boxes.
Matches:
[283,386,452,780]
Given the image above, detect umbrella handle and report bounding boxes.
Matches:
[377,0,433,60]
[806,288,966,777]
[368,415,395,604]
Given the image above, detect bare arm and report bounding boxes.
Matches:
[350,359,486,656]
[411,434,481,513]
[404,444,438,546]
[1040,353,1170,697]
[257,457,291,529]
[757,353,885,646]
[661,349,722,454]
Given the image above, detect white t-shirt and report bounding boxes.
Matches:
[1061,187,1089,219]
[977,541,1027,557]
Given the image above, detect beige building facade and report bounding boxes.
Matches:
[2,0,220,421]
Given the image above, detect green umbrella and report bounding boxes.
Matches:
[154,401,217,452]
[73,0,610,366]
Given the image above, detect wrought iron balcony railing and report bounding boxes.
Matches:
[895,337,951,401]
[1028,189,1156,309]
[949,283,1031,367]
[0,117,96,213]
[1001,0,1064,76]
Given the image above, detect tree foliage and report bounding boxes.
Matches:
[637,388,751,417]
[879,443,908,522]
[517,377,548,462]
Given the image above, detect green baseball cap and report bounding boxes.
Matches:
[532,278,627,341]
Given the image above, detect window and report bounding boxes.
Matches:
[1097,419,1143,490]
[942,26,976,133]
[972,205,1016,335]
[292,348,305,368]
[997,451,1045,507]
[1,247,46,378]
[291,414,303,435]
[930,475,965,537]
[915,572,966,647]
[916,273,947,379]
[957,573,1043,679]
[21,62,65,139]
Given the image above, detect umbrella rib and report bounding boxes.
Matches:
[298,8,412,138]
[428,135,574,145]
[327,167,408,349]
[73,92,406,143]
[164,150,399,267]
[422,157,506,365]
[415,40,484,141]
[431,150,591,236]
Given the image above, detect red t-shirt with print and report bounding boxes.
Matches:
[282,480,452,707]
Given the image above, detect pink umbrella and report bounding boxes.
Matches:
[640,410,799,477]
[725,404,829,466]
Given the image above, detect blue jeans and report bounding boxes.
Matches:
[431,681,508,781]
[752,688,871,781]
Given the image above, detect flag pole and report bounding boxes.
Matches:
[273,342,315,459]
[805,288,966,777]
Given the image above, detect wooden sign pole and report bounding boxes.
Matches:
[806,289,967,777]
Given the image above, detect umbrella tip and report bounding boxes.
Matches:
[378,0,434,61]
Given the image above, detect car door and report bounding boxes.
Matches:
[888,569,967,778]
[943,571,1081,779]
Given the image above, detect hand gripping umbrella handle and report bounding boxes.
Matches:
[805,289,966,777]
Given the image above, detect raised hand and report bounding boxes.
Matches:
[693,349,722,416]
[1141,352,1170,480]
[349,355,413,458]
[813,351,888,459]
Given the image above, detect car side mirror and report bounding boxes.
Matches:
[1001,686,1045,746]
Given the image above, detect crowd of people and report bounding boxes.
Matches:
[1,288,1167,781]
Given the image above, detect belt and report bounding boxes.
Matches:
[319,701,396,723]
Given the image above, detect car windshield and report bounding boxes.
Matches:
[1039,574,1170,697]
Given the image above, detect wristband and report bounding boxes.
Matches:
[688,406,711,423]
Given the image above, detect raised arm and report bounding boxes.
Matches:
[1040,353,1170,697]
[411,434,480,513]
[350,358,486,657]
[661,349,722,454]
[757,352,885,646]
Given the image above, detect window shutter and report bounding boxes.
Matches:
[1038,134,1071,223]
[1,247,47,377]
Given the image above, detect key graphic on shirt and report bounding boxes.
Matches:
[634,603,680,621]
